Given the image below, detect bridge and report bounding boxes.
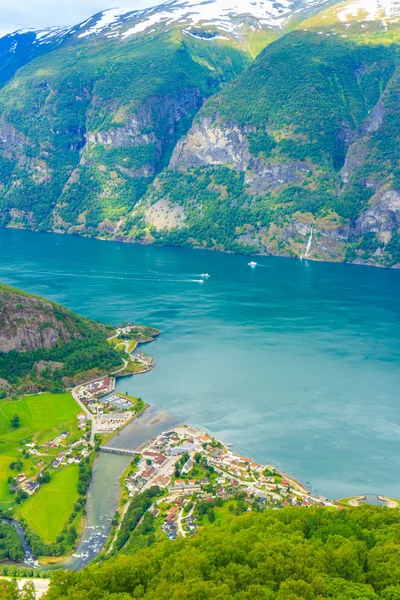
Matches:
[100,446,141,456]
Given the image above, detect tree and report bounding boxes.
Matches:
[10,415,20,429]
[207,507,216,523]
[9,461,23,472]
[19,581,36,600]
[37,471,51,484]
[15,489,28,504]
[0,579,19,600]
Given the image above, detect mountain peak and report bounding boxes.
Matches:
[75,0,335,41]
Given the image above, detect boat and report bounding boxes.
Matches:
[201,273,210,279]
[248,261,257,268]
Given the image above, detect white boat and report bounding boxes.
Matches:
[201,273,210,278]
[248,261,257,268]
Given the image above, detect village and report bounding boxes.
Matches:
[9,324,157,507]
[121,425,338,541]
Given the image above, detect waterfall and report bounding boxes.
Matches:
[301,226,314,260]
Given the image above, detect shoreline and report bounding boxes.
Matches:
[5,225,399,272]
[8,321,398,575]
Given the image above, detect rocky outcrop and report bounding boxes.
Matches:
[170,116,310,192]
[0,285,89,353]
[246,160,311,194]
[341,99,385,184]
[353,190,400,237]
[170,117,251,170]
[88,88,204,154]
[0,117,29,163]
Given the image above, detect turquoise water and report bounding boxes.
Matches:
[1,228,400,499]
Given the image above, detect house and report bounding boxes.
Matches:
[143,451,167,466]
[26,481,39,495]
[142,467,156,480]
[153,475,171,488]
[182,459,194,475]
[166,507,178,522]
[170,483,202,493]
[170,443,194,456]
[17,474,27,483]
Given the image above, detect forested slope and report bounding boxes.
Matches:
[0,24,251,236]
[135,21,400,267]
[41,506,400,599]
[0,284,121,394]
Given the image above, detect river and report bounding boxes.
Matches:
[64,406,180,570]
[1,228,400,504]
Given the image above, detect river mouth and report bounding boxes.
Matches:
[63,406,181,571]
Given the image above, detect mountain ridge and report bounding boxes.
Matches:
[0,0,399,267]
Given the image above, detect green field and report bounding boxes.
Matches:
[200,503,236,529]
[18,465,79,544]
[0,393,80,448]
[0,454,14,507]
[0,393,80,508]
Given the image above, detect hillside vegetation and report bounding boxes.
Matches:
[135,28,400,266]
[0,283,122,393]
[0,30,249,236]
[0,0,400,267]
[41,505,400,599]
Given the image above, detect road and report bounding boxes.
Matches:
[107,498,131,554]
[177,508,186,538]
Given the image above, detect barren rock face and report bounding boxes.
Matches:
[0,288,82,353]
[170,118,252,171]
[170,116,310,193]
[354,190,400,236]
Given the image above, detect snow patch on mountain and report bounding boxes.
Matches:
[78,8,135,38]
[336,0,400,23]
[7,26,73,46]
[121,0,299,38]
[4,0,398,49]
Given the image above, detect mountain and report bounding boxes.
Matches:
[0,0,399,267]
[0,283,121,393]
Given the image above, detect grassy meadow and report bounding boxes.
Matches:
[0,392,80,508]
[18,465,79,543]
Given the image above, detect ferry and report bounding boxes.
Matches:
[248,261,257,268]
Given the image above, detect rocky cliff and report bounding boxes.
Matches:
[0,284,122,394]
[0,284,104,353]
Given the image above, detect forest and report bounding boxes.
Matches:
[0,521,24,563]
[8,505,399,600]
